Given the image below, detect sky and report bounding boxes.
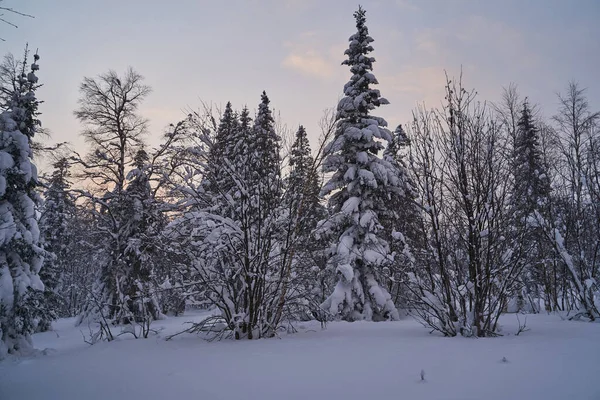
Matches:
[1,0,599,169]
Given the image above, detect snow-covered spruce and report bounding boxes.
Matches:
[319,6,400,321]
[0,51,46,359]
[380,124,421,306]
[118,149,164,325]
[284,124,323,239]
[510,99,552,313]
[37,158,72,329]
[168,93,292,339]
[283,125,329,320]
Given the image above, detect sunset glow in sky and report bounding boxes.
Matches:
[2,0,599,157]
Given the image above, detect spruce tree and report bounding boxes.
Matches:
[169,94,288,338]
[37,158,74,329]
[249,91,282,215]
[235,106,252,161]
[287,126,312,202]
[285,125,328,318]
[513,99,552,311]
[381,125,421,302]
[319,7,399,321]
[203,101,239,209]
[120,149,163,323]
[0,51,46,358]
[241,91,282,336]
[514,100,551,218]
[286,125,323,236]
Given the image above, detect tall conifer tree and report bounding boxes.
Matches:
[0,50,46,358]
[320,7,400,321]
[37,158,74,329]
[513,100,552,311]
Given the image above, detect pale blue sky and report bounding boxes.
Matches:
[2,0,599,162]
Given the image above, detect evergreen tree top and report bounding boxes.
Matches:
[385,125,410,161]
[0,48,42,191]
[513,97,551,211]
[516,99,541,152]
[48,157,71,189]
[133,148,149,170]
[252,91,280,157]
[210,102,239,165]
[344,6,373,70]
[218,102,236,130]
[5,48,42,142]
[239,106,252,129]
[254,91,275,131]
[290,125,312,170]
[260,91,269,105]
[394,124,410,147]
[337,6,389,125]
[291,125,308,150]
[519,98,532,123]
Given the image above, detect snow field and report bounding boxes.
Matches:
[1,312,599,400]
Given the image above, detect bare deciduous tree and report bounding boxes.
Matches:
[406,74,526,337]
[73,68,159,325]
[537,82,600,320]
[74,68,151,194]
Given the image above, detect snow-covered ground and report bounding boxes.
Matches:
[1,312,599,400]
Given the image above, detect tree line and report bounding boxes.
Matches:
[0,6,598,358]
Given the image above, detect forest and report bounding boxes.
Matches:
[0,4,599,363]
